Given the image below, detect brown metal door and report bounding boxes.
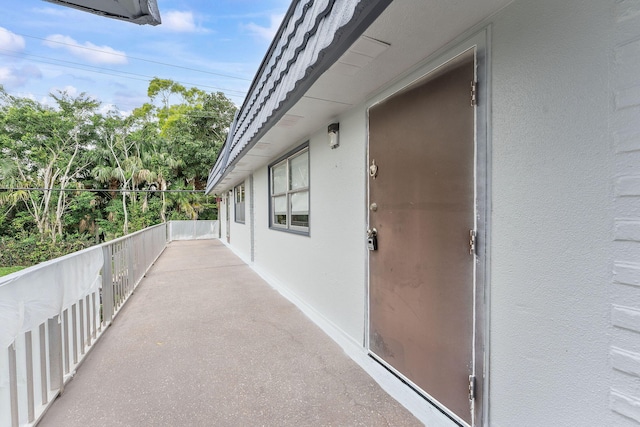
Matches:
[368,56,475,425]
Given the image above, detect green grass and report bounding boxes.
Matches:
[0,266,26,277]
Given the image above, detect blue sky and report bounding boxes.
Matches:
[0,0,290,112]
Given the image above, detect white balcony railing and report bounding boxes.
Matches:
[0,220,219,427]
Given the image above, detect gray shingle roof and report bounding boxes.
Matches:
[206,0,392,194]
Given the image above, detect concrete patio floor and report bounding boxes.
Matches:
[39,239,422,426]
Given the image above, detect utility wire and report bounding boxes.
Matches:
[1,88,242,117]
[0,49,248,96]
[0,28,252,82]
[0,187,205,194]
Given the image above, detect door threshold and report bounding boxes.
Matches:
[368,352,469,427]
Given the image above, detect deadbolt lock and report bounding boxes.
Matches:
[369,202,378,212]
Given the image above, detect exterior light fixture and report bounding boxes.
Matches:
[328,123,339,149]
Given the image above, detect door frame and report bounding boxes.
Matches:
[226,190,231,243]
[364,29,490,426]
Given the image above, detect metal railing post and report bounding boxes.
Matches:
[102,245,114,325]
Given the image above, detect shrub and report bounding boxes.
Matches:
[0,233,95,267]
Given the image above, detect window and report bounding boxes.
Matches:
[270,145,309,233]
[234,183,245,223]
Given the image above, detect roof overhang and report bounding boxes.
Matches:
[206,0,513,195]
[43,0,161,25]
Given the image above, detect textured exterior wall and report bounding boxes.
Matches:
[228,179,252,261]
[611,0,640,424]
[490,0,613,425]
[219,194,229,243]
[214,0,631,424]
[251,107,367,342]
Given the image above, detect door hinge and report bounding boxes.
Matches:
[469,229,477,256]
[468,375,476,401]
[470,81,477,106]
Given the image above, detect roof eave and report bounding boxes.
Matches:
[206,0,393,194]
[43,0,162,25]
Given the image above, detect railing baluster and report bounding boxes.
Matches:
[39,323,48,405]
[115,244,121,309]
[66,308,73,371]
[120,243,124,303]
[71,304,78,366]
[129,238,134,294]
[92,292,97,338]
[48,316,63,394]
[79,299,85,355]
[8,343,19,427]
[86,294,92,346]
[119,242,122,299]
[25,331,35,423]
[102,245,113,324]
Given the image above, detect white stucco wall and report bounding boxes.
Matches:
[609,0,640,425]
[228,179,252,261]
[219,194,228,242]
[490,0,613,425]
[252,108,368,343]
[217,0,622,424]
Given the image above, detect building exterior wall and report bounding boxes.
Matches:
[251,108,368,342]
[610,0,640,425]
[218,193,229,242]
[228,179,252,261]
[218,0,625,424]
[490,0,613,425]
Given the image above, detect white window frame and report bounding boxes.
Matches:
[269,144,309,234]
[234,183,245,224]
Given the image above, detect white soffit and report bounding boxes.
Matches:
[306,0,513,105]
[334,36,390,76]
[277,114,304,128]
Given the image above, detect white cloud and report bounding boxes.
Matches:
[0,65,42,87]
[243,14,284,42]
[0,27,26,51]
[55,85,79,97]
[43,34,128,65]
[162,11,208,33]
[98,103,117,115]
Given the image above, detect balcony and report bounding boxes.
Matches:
[1,222,419,426]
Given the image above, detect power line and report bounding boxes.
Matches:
[0,28,252,82]
[0,49,248,96]
[2,88,242,117]
[0,187,205,194]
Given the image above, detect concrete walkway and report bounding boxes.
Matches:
[39,240,421,426]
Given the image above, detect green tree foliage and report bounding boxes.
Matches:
[0,88,99,242]
[0,81,236,266]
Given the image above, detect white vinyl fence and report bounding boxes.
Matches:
[168,220,219,240]
[0,220,217,426]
